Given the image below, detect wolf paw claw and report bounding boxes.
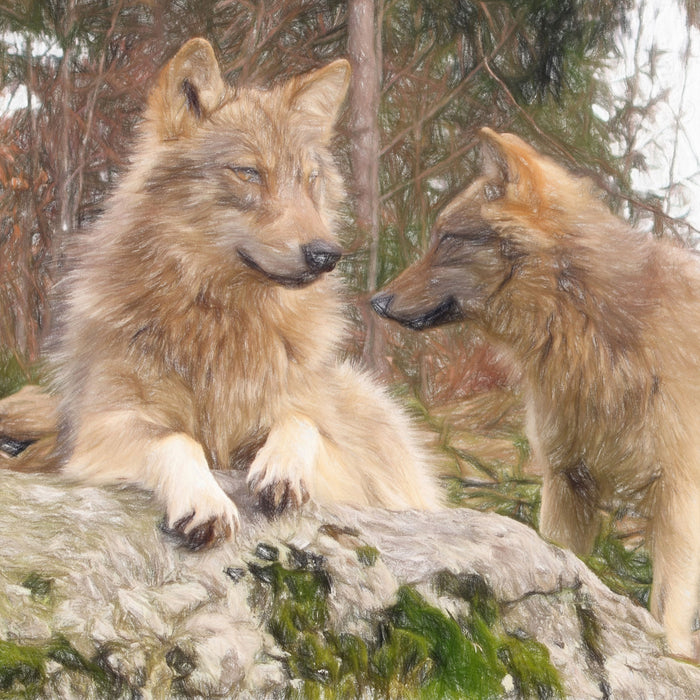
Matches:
[257,479,310,517]
[164,497,239,550]
[176,514,233,550]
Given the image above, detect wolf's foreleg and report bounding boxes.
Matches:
[64,412,239,549]
[247,364,443,512]
[246,414,319,514]
[146,433,240,548]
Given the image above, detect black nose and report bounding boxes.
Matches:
[303,240,342,274]
[371,292,394,318]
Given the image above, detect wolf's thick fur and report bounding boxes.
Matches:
[7,40,441,549]
[373,128,700,658]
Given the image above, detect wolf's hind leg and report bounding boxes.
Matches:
[539,468,601,555]
[0,386,60,472]
[309,363,443,511]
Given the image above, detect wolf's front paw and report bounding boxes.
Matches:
[152,433,240,549]
[247,415,319,516]
[165,491,240,550]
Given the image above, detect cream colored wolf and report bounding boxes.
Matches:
[373,128,700,659]
[1,39,441,549]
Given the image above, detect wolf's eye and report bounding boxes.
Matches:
[228,166,262,185]
[308,169,320,184]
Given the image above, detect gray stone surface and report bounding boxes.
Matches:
[0,469,698,698]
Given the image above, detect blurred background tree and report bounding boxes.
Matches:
[0,0,697,410]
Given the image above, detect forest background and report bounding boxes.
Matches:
[1,0,699,597]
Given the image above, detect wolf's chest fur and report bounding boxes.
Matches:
[119,271,343,468]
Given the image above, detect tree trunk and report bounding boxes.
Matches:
[347,0,387,373]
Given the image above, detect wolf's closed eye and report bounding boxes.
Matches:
[228,166,262,184]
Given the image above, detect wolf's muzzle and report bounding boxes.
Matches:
[371,292,463,330]
[303,240,342,274]
[370,292,395,318]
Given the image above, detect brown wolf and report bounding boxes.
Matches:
[1,39,441,549]
[372,127,700,659]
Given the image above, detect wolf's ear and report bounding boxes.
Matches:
[147,38,226,140]
[479,127,544,210]
[288,59,351,133]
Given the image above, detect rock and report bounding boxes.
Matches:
[0,469,698,699]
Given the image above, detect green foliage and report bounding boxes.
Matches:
[0,0,647,370]
[0,352,37,399]
[452,475,542,529]
[583,521,653,608]
[249,546,563,699]
[446,422,540,528]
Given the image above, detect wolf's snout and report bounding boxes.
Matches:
[371,292,394,318]
[303,240,342,274]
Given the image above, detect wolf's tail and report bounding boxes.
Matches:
[0,385,61,472]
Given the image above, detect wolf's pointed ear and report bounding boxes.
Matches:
[147,38,226,140]
[289,59,351,133]
[479,127,544,210]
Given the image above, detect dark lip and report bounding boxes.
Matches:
[237,250,322,288]
[398,296,464,331]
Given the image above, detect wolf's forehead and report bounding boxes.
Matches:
[211,91,321,167]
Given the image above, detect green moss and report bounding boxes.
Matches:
[249,561,330,644]
[356,546,379,567]
[248,549,564,699]
[575,601,604,667]
[498,637,565,699]
[21,572,53,603]
[0,635,110,698]
[387,585,504,699]
[332,632,369,678]
[0,639,45,695]
[433,570,498,625]
[371,626,432,694]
